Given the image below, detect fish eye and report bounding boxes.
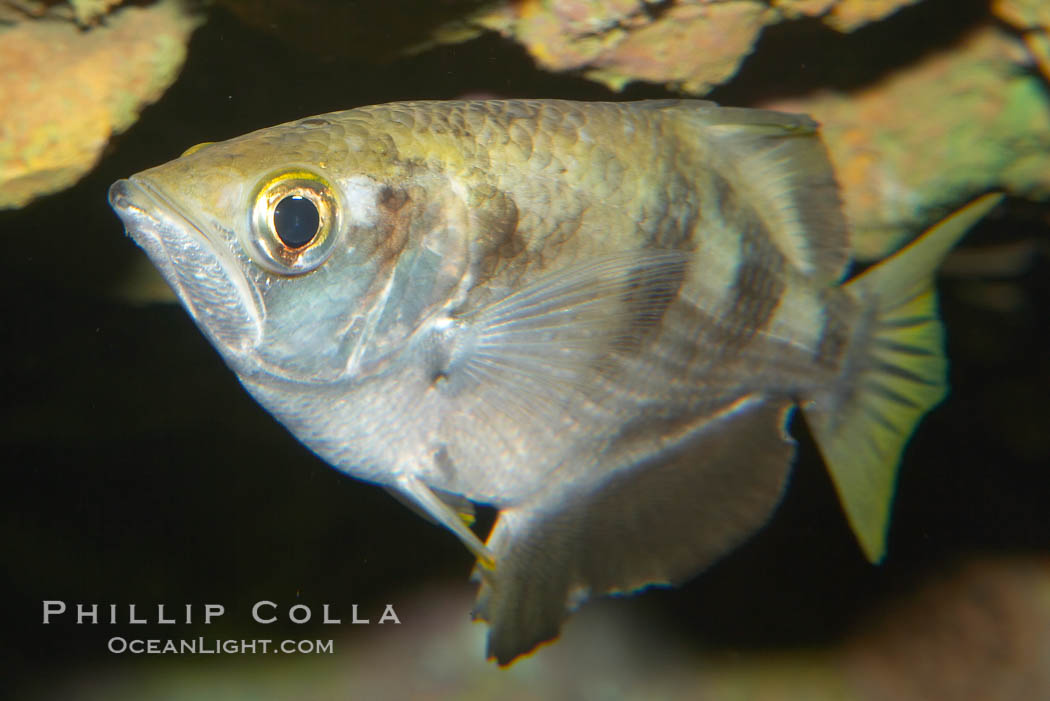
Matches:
[246,170,342,275]
[273,195,320,248]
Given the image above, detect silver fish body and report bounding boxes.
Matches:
[108,99,1000,664]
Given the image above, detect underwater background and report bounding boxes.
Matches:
[3,0,1049,698]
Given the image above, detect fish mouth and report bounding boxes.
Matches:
[109,176,264,365]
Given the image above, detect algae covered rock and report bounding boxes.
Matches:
[0,0,200,209]
[0,0,124,26]
[763,24,1050,259]
[463,0,927,94]
[993,0,1050,80]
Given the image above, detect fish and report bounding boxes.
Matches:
[107,99,1001,665]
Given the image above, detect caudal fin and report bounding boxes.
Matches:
[803,194,1003,562]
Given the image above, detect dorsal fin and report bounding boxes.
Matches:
[670,102,850,284]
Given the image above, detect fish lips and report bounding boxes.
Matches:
[109,176,264,366]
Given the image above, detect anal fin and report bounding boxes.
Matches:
[473,395,796,665]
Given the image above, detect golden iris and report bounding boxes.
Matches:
[246,170,342,275]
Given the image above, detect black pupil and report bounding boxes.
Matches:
[273,195,320,248]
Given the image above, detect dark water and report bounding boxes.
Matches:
[3,0,1048,695]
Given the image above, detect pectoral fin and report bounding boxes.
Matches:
[472,395,796,665]
[438,249,689,419]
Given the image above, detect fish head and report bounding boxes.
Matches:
[108,115,472,387]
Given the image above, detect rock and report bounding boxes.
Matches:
[762,24,1050,259]
[463,0,927,94]
[0,0,200,209]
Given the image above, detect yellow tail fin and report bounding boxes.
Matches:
[804,194,1003,562]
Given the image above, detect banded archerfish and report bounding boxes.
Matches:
[108,99,1001,664]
